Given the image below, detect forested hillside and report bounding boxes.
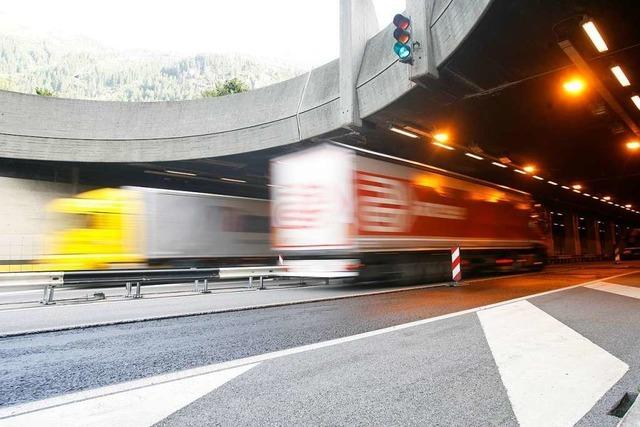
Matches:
[0,32,303,101]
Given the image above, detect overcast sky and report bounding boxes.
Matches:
[1,0,406,68]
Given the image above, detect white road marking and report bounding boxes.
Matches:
[478,300,628,427]
[586,282,640,300]
[0,270,636,422]
[0,363,257,426]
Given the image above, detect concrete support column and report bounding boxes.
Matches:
[564,214,581,256]
[603,221,616,258]
[587,219,602,256]
[407,0,439,81]
[71,166,79,194]
[339,0,378,128]
[545,211,555,256]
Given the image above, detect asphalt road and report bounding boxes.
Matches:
[158,284,640,427]
[0,263,635,411]
[0,266,640,425]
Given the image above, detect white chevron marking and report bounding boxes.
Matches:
[585,282,640,300]
[478,300,628,427]
[0,363,258,427]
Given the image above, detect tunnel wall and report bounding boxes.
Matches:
[0,177,81,269]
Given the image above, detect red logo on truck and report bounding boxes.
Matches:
[272,184,330,229]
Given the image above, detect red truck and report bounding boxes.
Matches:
[271,143,546,282]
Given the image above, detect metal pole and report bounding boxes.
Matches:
[134,282,141,298]
[41,285,55,305]
[259,276,265,290]
[248,276,253,289]
[125,282,132,298]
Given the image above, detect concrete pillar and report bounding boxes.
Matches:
[587,219,602,256]
[603,221,616,258]
[71,166,79,194]
[339,0,378,128]
[545,211,555,256]
[407,0,439,81]
[564,213,581,256]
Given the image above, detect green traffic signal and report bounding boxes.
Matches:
[394,42,412,61]
[392,14,412,64]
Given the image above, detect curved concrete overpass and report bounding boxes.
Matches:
[0,0,491,162]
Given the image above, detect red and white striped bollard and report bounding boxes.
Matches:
[451,245,462,285]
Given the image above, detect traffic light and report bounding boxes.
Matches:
[393,14,412,64]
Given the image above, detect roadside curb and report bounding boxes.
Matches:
[0,282,449,338]
[1,268,637,339]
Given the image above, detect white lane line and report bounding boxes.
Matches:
[478,300,628,427]
[585,282,640,300]
[0,363,257,426]
[0,270,636,420]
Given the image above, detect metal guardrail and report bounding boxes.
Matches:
[35,266,288,305]
[0,271,63,288]
[62,267,220,286]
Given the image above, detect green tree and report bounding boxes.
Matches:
[201,88,220,98]
[201,78,249,98]
[1,32,302,101]
[35,87,54,96]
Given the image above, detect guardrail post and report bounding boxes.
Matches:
[194,279,211,294]
[125,282,142,299]
[248,276,253,289]
[259,276,265,290]
[41,285,55,305]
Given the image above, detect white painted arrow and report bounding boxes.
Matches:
[478,300,628,427]
[0,363,258,427]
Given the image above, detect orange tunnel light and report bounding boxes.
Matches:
[563,78,586,95]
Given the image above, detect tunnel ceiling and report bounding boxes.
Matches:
[363,0,640,221]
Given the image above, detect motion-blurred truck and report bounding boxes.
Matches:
[41,187,271,270]
[270,143,546,282]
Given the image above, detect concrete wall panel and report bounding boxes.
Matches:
[431,0,492,65]
[358,61,414,118]
[298,60,340,113]
[0,75,308,140]
[0,177,79,266]
[0,119,301,162]
[298,99,342,141]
